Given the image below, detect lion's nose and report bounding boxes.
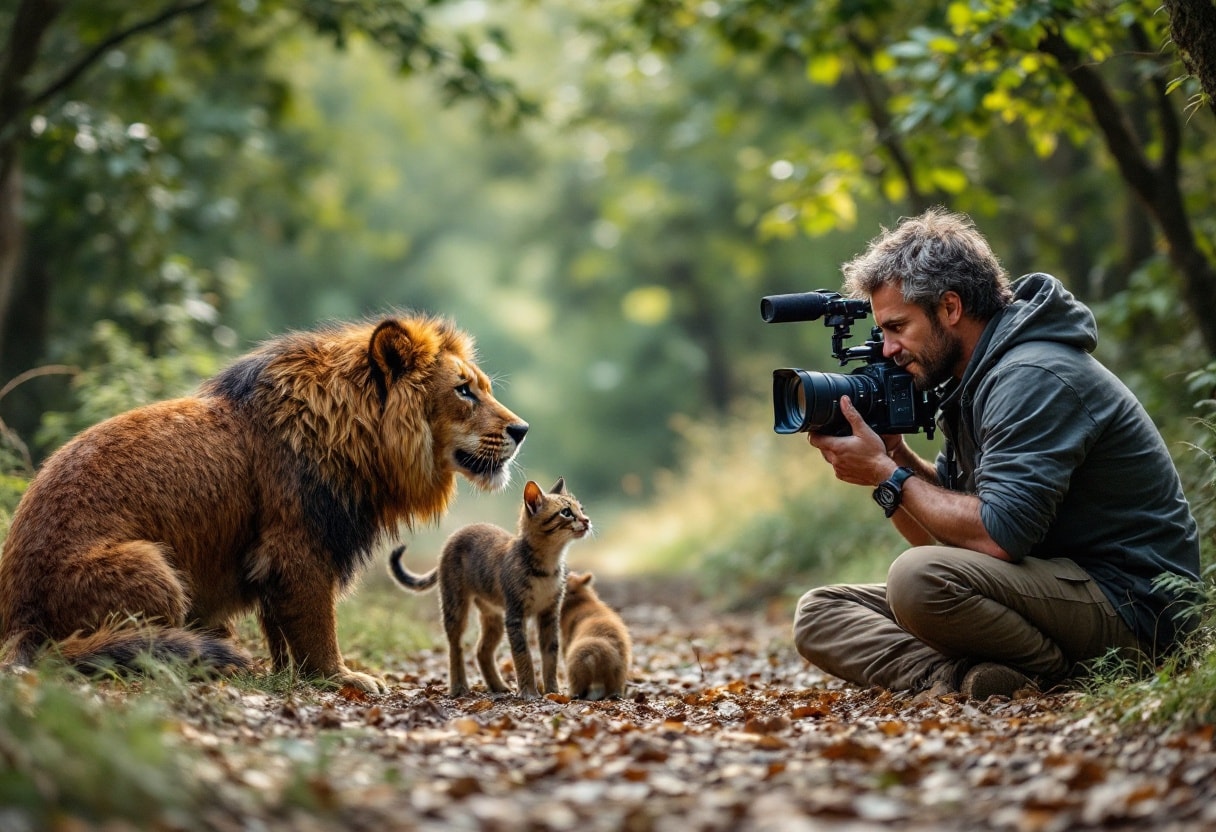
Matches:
[506,423,529,445]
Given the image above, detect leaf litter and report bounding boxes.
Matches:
[101,578,1216,830]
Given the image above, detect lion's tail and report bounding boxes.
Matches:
[387,545,439,592]
[3,626,253,676]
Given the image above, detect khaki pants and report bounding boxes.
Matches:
[793,546,1144,692]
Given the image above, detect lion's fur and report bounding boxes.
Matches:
[0,314,527,689]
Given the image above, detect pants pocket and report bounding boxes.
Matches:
[1046,558,1116,615]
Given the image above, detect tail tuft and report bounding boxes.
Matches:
[387,544,439,591]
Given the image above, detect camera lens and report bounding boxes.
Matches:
[772,369,876,434]
[773,371,807,432]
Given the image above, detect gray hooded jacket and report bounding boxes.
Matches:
[934,273,1200,652]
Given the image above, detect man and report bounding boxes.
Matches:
[794,207,1201,700]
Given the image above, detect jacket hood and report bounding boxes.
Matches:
[963,272,1097,388]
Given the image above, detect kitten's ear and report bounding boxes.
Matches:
[576,573,593,586]
[550,477,566,494]
[523,480,544,515]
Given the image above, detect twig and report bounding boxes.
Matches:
[0,363,77,403]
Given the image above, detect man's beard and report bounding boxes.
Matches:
[907,318,963,391]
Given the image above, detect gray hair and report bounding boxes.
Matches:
[841,207,1012,321]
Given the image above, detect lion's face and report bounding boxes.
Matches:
[364,317,527,504]
[425,352,528,491]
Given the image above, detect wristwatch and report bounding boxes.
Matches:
[873,466,915,518]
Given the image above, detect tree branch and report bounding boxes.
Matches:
[25,0,213,113]
[1128,22,1182,186]
[1037,28,1158,205]
[845,32,932,213]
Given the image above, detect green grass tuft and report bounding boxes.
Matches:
[0,669,205,829]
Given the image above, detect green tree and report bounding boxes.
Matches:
[0,0,531,447]
[616,0,1216,356]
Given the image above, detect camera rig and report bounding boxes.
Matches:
[760,289,938,438]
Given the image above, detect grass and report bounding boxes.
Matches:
[0,668,207,829]
[1086,643,1216,728]
[337,576,439,668]
[1079,566,1216,730]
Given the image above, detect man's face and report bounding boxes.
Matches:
[870,282,963,390]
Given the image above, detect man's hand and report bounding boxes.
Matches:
[807,396,898,487]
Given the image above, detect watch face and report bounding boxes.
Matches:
[874,483,899,510]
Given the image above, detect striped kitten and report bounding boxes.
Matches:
[389,478,590,699]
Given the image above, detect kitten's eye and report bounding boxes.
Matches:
[456,383,478,403]
[561,508,573,517]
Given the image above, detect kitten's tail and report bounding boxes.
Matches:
[387,545,439,591]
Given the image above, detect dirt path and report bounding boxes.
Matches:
[161,577,1215,831]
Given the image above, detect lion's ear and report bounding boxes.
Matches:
[523,480,544,515]
[369,320,441,399]
[369,320,414,382]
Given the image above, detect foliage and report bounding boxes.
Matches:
[0,670,205,828]
[616,0,1216,354]
[0,0,532,454]
[5,0,1212,507]
[0,428,30,522]
[1083,567,1216,729]
[211,5,891,499]
[1180,408,1216,570]
[35,320,221,451]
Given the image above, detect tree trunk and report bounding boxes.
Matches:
[1164,0,1216,115]
[1039,28,1216,358]
[0,0,64,374]
[668,259,734,414]
[0,149,21,371]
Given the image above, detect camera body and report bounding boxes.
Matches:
[761,291,938,438]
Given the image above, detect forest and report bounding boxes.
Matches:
[0,1,1215,829]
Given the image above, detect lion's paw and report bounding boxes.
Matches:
[337,669,387,694]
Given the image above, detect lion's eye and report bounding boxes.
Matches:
[456,383,478,403]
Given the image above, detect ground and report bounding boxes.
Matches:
[72,574,1211,832]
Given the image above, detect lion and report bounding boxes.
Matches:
[0,315,527,691]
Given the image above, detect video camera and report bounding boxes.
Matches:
[760,290,938,437]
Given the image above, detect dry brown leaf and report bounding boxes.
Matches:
[743,714,791,735]
[447,776,482,800]
[336,685,371,704]
[877,720,906,736]
[821,738,882,763]
[453,717,480,736]
[790,703,831,720]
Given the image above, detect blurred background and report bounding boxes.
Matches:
[1,0,1213,613]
